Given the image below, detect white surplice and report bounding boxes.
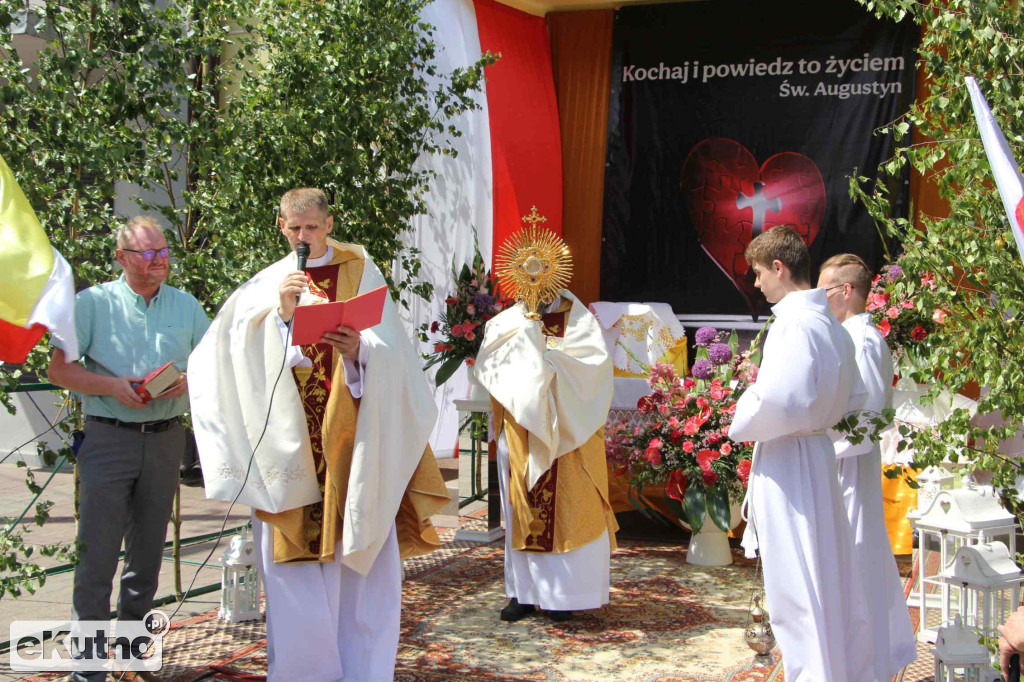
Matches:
[730,288,876,682]
[476,293,614,611]
[831,312,917,679]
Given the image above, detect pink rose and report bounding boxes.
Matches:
[643,447,663,467]
[720,442,732,456]
[452,324,464,337]
[466,304,477,315]
[710,387,725,400]
[682,440,694,453]
[886,306,901,319]
[465,331,476,341]
[465,357,475,367]
[933,309,948,324]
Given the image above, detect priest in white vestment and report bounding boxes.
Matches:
[475,291,617,622]
[189,188,449,682]
[729,227,876,682]
[819,254,917,679]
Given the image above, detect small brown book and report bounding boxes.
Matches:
[133,361,182,403]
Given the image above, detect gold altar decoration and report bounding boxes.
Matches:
[495,207,573,320]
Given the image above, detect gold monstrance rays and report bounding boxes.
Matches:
[495,207,573,320]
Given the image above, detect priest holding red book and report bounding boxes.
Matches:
[189,188,449,681]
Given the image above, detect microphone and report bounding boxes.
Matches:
[295,242,310,304]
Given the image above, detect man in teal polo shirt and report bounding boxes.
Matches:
[48,215,210,682]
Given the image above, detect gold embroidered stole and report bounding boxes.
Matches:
[256,243,449,563]
[494,307,619,554]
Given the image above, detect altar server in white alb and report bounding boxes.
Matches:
[475,290,617,622]
[729,226,876,682]
[818,253,917,679]
[188,188,449,681]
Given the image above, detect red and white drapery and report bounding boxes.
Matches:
[400,0,565,455]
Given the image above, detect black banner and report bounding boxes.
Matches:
[601,1,917,319]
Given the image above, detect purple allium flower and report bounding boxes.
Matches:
[473,292,494,311]
[695,326,718,347]
[707,342,733,366]
[691,359,714,380]
[887,264,903,282]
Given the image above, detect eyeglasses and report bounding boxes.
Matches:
[824,283,848,295]
[122,247,170,261]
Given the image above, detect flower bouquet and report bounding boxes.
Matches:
[606,327,758,534]
[867,260,947,371]
[419,251,503,386]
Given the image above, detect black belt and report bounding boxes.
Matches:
[87,416,180,434]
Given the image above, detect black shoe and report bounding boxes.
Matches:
[500,597,536,622]
[547,610,573,622]
[180,466,204,488]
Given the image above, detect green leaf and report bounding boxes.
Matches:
[706,484,732,533]
[684,485,707,534]
[433,355,464,387]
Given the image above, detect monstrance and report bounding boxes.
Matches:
[495,207,573,320]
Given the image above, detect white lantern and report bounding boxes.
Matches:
[219,529,261,623]
[936,541,1023,636]
[911,482,1017,642]
[932,615,1000,682]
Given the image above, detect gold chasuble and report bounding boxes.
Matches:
[255,245,448,564]
[489,305,618,555]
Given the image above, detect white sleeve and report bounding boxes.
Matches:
[833,334,893,458]
[342,338,369,398]
[272,309,311,368]
[729,318,820,444]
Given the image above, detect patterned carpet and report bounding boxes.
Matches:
[19,530,939,682]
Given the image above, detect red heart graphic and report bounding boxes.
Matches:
[680,138,826,312]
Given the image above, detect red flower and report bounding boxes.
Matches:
[451,323,464,337]
[933,309,948,325]
[721,424,730,438]
[445,297,459,305]
[433,342,446,353]
[886,306,901,319]
[901,300,915,310]
[877,318,892,338]
[911,325,928,341]
[669,429,684,445]
[430,321,439,333]
[683,416,700,436]
[719,441,732,456]
[702,470,719,486]
[706,431,722,445]
[683,378,696,389]
[697,448,721,473]
[667,416,681,429]
[697,404,712,425]
[465,331,476,341]
[696,396,709,410]
[465,357,475,367]
[710,378,723,389]
[922,272,936,289]
[637,396,653,414]
[648,437,663,451]
[737,459,752,487]
[682,440,694,453]
[710,387,725,401]
[665,469,688,502]
[643,446,663,467]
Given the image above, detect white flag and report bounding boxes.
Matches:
[966,76,1024,267]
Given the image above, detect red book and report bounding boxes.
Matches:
[134,361,182,403]
[291,285,388,346]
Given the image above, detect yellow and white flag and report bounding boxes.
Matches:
[0,153,78,363]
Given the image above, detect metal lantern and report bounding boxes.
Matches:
[936,541,1023,636]
[909,480,1016,642]
[932,615,1000,682]
[219,529,261,623]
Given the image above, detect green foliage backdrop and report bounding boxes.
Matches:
[851,0,1024,502]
